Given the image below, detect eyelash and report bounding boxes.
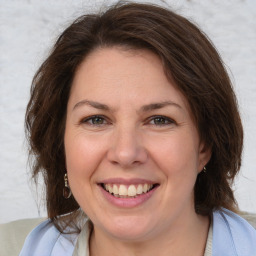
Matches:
[146,115,176,126]
[80,115,176,127]
[80,115,109,126]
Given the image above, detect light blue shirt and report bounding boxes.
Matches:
[19,208,256,256]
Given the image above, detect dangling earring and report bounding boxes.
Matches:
[203,166,207,173]
[63,173,72,199]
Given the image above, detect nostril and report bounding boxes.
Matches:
[108,151,148,168]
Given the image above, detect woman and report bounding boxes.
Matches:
[18,2,256,255]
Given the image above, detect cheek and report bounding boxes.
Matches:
[148,131,200,201]
[64,134,107,211]
[64,133,106,184]
[149,134,199,173]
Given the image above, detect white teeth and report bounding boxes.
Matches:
[137,184,143,194]
[113,184,119,195]
[143,184,148,193]
[119,185,128,196]
[127,185,136,196]
[108,185,113,194]
[103,183,154,197]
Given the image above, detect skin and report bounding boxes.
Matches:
[64,47,211,256]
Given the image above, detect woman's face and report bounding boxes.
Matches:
[65,47,210,241]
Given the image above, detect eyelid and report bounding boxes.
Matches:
[78,114,176,127]
[146,115,176,126]
[80,115,110,125]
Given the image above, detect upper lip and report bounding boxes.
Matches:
[98,178,158,185]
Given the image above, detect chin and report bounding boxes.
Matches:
[101,215,155,241]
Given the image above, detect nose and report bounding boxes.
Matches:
[107,126,148,168]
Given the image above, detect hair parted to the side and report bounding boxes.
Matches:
[25,2,243,232]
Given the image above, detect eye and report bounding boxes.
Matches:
[81,115,108,126]
[148,116,175,126]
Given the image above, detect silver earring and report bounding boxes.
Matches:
[203,166,207,173]
[63,173,72,199]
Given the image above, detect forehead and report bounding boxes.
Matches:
[72,47,166,90]
[69,47,191,114]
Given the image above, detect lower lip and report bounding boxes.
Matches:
[99,185,158,208]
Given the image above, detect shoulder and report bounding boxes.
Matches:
[0,217,80,256]
[239,211,256,229]
[212,208,256,256]
[0,218,45,256]
[18,219,79,256]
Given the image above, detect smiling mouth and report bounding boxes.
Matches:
[100,183,159,198]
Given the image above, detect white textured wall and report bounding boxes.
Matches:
[0,0,255,224]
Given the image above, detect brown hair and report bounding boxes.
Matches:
[25,2,243,229]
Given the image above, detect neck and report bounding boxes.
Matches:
[89,212,210,256]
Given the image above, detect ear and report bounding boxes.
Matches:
[198,141,212,173]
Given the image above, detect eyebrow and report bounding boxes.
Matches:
[141,101,182,112]
[73,100,109,111]
[72,100,182,112]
